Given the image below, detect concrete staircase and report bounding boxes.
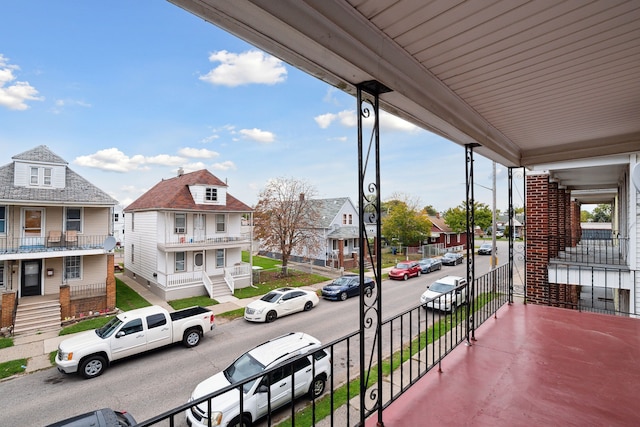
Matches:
[13,297,61,335]
[210,278,233,300]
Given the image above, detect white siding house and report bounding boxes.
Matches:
[124,169,253,301]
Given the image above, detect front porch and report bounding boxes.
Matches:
[158,262,252,300]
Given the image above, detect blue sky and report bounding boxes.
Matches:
[0,1,524,214]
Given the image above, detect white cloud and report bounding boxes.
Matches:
[314,109,419,133]
[199,50,287,87]
[239,128,275,143]
[74,148,187,172]
[51,98,91,114]
[180,162,207,173]
[0,54,44,110]
[144,154,185,166]
[212,160,236,171]
[178,147,220,159]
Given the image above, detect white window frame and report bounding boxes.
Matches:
[215,214,226,233]
[65,207,83,232]
[175,213,186,234]
[30,167,38,185]
[175,252,186,272]
[215,249,224,268]
[64,256,82,281]
[0,206,5,234]
[43,168,52,186]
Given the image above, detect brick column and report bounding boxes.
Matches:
[106,253,116,310]
[60,285,70,320]
[1,291,16,328]
[338,239,344,269]
[526,173,550,304]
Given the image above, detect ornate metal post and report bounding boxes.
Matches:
[357,80,390,427]
[508,168,514,303]
[465,144,479,342]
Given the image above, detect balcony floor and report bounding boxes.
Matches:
[368,302,640,426]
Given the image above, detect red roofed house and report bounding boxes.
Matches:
[428,213,467,252]
[124,169,253,301]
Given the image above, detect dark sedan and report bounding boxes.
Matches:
[418,258,442,273]
[321,274,375,301]
[441,252,464,265]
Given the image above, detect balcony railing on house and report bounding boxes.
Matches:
[135,264,512,427]
[165,262,252,289]
[548,235,628,266]
[0,234,110,255]
[160,233,251,249]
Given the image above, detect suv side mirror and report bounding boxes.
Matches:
[257,385,269,393]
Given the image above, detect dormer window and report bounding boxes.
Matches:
[205,187,217,202]
[29,166,53,186]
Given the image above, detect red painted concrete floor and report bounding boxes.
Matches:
[367,302,640,427]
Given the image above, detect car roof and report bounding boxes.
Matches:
[247,332,322,367]
[432,275,466,286]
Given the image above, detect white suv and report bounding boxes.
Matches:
[420,275,468,312]
[186,332,331,427]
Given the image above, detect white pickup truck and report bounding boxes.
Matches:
[56,305,215,379]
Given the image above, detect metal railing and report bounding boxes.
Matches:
[69,282,107,299]
[546,264,638,317]
[547,235,628,266]
[0,234,109,255]
[162,233,251,247]
[136,264,511,426]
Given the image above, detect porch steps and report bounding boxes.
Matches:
[13,299,61,336]
[210,280,233,300]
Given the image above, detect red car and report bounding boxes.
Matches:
[388,261,422,281]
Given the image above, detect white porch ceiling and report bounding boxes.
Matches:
[169,0,640,192]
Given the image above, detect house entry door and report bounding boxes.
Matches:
[23,208,44,247]
[193,214,205,242]
[21,260,42,297]
[194,251,204,272]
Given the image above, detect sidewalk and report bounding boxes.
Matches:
[0,267,393,378]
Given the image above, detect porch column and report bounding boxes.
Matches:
[558,187,567,250]
[526,172,551,304]
[1,291,16,329]
[549,181,559,258]
[106,253,116,310]
[338,239,344,269]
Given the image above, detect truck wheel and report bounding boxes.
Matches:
[228,415,251,427]
[79,355,107,379]
[266,310,277,323]
[183,329,201,347]
[308,376,326,399]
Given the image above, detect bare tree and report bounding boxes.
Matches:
[253,177,321,275]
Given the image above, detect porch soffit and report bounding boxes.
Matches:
[168,0,640,174]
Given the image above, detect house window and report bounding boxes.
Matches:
[43,168,52,186]
[114,213,119,222]
[216,249,224,268]
[342,214,347,225]
[175,252,185,272]
[175,213,186,234]
[0,206,5,234]
[215,214,226,232]
[205,187,217,202]
[348,214,353,225]
[64,256,81,280]
[194,252,204,267]
[30,167,38,185]
[131,213,135,231]
[66,208,82,232]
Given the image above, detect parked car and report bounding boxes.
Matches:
[388,261,422,280]
[321,274,375,301]
[420,275,468,312]
[244,287,319,322]
[418,258,442,273]
[46,408,136,427]
[478,243,495,255]
[56,305,215,379]
[495,230,505,238]
[441,252,464,265]
[186,332,331,427]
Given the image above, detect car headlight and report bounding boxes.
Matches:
[57,350,72,361]
[254,307,265,314]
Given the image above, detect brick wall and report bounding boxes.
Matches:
[1,292,16,328]
[526,173,550,304]
[106,253,116,310]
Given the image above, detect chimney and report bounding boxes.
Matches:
[177,167,184,176]
[435,212,440,219]
[299,193,305,201]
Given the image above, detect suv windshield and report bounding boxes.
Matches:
[224,353,265,392]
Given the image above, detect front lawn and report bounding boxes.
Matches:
[235,270,328,299]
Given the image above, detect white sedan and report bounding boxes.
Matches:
[244,287,319,323]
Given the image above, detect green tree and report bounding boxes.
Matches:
[443,201,492,233]
[381,201,432,247]
[592,204,612,222]
[581,210,593,222]
[422,205,438,216]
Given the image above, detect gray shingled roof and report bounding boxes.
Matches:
[0,146,118,205]
[310,197,355,228]
[327,226,359,239]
